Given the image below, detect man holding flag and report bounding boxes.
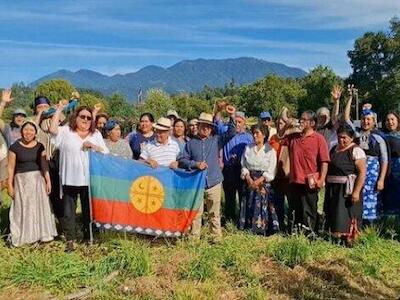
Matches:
[180,108,237,242]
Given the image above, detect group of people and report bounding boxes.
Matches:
[0,84,399,251]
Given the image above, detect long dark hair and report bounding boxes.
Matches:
[69,106,95,133]
[173,118,187,137]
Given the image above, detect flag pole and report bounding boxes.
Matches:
[88,151,94,245]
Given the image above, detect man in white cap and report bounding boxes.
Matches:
[180,108,237,242]
[140,117,180,169]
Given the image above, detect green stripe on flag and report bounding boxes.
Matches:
[90,176,203,210]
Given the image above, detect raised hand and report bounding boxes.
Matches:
[347,84,355,98]
[93,103,102,115]
[225,104,236,116]
[331,85,342,102]
[57,99,69,110]
[1,89,13,103]
[71,91,80,100]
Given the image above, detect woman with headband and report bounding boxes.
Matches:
[344,97,388,225]
[104,119,132,159]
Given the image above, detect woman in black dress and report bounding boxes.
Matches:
[324,123,366,244]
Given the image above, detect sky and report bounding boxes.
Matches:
[0,0,399,87]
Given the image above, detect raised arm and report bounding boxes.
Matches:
[330,85,342,125]
[344,85,354,122]
[217,105,237,148]
[50,100,67,135]
[0,89,13,131]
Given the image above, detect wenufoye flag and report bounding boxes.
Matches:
[89,152,206,237]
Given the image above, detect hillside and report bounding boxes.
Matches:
[30,57,307,101]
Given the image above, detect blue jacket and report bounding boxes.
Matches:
[214,119,254,167]
[179,118,236,189]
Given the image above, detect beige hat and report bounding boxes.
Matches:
[152,117,172,131]
[197,113,214,126]
[167,109,179,119]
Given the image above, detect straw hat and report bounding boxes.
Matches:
[197,113,214,126]
[152,117,172,131]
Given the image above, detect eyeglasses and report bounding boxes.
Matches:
[78,115,92,121]
[261,118,271,122]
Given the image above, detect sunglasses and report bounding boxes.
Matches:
[78,115,92,121]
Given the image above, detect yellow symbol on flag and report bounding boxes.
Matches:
[130,176,165,214]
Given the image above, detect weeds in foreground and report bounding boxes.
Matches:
[0,203,399,299]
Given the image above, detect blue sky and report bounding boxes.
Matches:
[0,0,399,87]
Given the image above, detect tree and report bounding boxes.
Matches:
[348,32,392,96]
[107,93,135,122]
[1,83,35,120]
[238,75,305,117]
[80,93,108,111]
[171,93,212,120]
[298,65,342,113]
[347,17,400,116]
[136,89,173,119]
[34,79,76,104]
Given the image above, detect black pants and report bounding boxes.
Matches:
[61,185,91,241]
[49,157,63,219]
[287,183,318,233]
[222,165,243,224]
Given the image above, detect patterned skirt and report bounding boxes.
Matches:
[238,171,279,235]
[9,171,57,247]
[383,157,400,215]
[362,156,380,220]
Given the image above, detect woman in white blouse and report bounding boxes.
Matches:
[239,124,278,235]
[50,103,109,252]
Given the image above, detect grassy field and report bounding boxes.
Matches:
[0,195,399,300]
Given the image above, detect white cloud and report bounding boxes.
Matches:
[0,39,182,58]
[242,0,400,29]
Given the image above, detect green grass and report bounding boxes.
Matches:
[0,196,399,299]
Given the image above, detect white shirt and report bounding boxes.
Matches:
[52,126,109,186]
[140,137,180,167]
[241,143,277,182]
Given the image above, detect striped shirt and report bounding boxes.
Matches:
[140,137,180,166]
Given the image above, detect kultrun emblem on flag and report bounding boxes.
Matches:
[130,176,165,214]
[89,152,206,237]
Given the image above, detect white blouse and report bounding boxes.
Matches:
[241,143,277,182]
[52,126,109,186]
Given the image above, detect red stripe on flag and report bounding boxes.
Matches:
[92,198,198,233]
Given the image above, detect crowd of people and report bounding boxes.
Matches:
[0,84,399,251]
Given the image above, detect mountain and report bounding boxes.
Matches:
[30,57,307,101]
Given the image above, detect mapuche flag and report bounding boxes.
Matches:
[89,152,206,237]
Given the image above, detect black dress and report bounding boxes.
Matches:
[324,146,363,237]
